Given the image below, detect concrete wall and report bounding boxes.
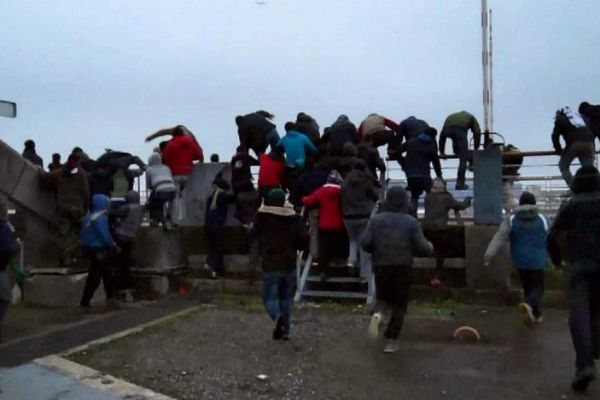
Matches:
[0,139,61,268]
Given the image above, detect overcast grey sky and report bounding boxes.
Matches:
[1,0,599,165]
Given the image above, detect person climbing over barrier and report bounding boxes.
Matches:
[357,113,398,147]
[547,166,600,393]
[258,145,286,205]
[422,177,471,287]
[485,192,548,326]
[235,111,280,157]
[361,187,433,353]
[439,111,482,190]
[394,127,442,216]
[230,146,260,227]
[579,101,600,139]
[552,108,596,188]
[302,170,346,282]
[253,188,308,340]
[146,152,176,229]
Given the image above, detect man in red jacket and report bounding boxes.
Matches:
[162,126,204,223]
[303,170,346,280]
[258,146,286,205]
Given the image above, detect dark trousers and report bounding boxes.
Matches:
[558,141,595,188]
[318,229,347,274]
[407,177,432,216]
[148,191,175,225]
[234,190,259,225]
[114,239,133,292]
[568,267,600,369]
[518,269,544,317]
[206,224,225,275]
[262,271,294,334]
[374,265,412,340]
[449,130,469,187]
[81,249,115,307]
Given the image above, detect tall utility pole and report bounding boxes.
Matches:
[481,0,493,143]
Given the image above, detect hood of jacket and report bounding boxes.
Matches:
[382,187,409,213]
[148,153,163,166]
[91,194,110,212]
[125,190,140,204]
[258,205,296,217]
[513,204,539,219]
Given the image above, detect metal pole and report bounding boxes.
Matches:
[481,0,490,133]
[489,8,494,132]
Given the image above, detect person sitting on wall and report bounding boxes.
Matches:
[258,145,287,205]
[21,139,44,169]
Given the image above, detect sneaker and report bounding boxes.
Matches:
[210,271,218,280]
[368,312,383,341]
[534,315,544,324]
[282,333,291,341]
[203,263,211,271]
[572,366,596,392]
[518,302,535,327]
[273,316,285,340]
[382,339,399,353]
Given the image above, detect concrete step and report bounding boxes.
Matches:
[306,276,365,283]
[301,290,368,300]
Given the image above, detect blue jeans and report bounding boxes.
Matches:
[568,264,600,369]
[262,271,294,334]
[343,218,372,278]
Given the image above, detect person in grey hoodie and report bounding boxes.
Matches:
[341,165,379,280]
[361,187,433,353]
[146,152,176,229]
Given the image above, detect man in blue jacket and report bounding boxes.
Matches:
[80,194,118,311]
[485,192,548,325]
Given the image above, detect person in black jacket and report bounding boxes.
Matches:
[395,128,443,216]
[547,166,600,392]
[295,112,320,145]
[322,115,358,157]
[254,188,308,340]
[235,111,280,157]
[552,109,596,188]
[579,101,600,139]
[387,116,430,161]
[22,139,43,168]
[0,199,17,339]
[230,146,260,226]
[204,175,236,278]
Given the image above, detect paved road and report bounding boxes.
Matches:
[69,301,598,400]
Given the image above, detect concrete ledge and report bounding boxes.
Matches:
[25,273,105,307]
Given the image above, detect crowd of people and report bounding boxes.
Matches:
[1,100,600,392]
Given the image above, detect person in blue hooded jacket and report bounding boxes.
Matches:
[80,194,118,310]
[279,122,318,171]
[485,192,548,326]
[395,127,443,215]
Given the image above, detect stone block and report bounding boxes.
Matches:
[465,225,512,290]
[24,273,105,307]
[135,227,187,271]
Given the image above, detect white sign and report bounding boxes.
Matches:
[0,100,17,118]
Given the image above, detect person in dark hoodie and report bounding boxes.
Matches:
[22,139,43,168]
[48,153,62,172]
[395,127,443,216]
[0,198,17,339]
[552,108,596,188]
[235,111,280,157]
[294,112,320,145]
[204,175,236,279]
[547,166,600,392]
[110,191,145,293]
[579,101,600,139]
[439,111,482,190]
[254,189,308,340]
[422,177,472,285]
[387,116,430,160]
[41,154,90,266]
[230,146,260,227]
[322,115,358,157]
[341,164,379,280]
[357,141,387,185]
[485,192,548,326]
[80,194,118,311]
[361,187,433,353]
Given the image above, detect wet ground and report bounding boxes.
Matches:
[69,298,597,400]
